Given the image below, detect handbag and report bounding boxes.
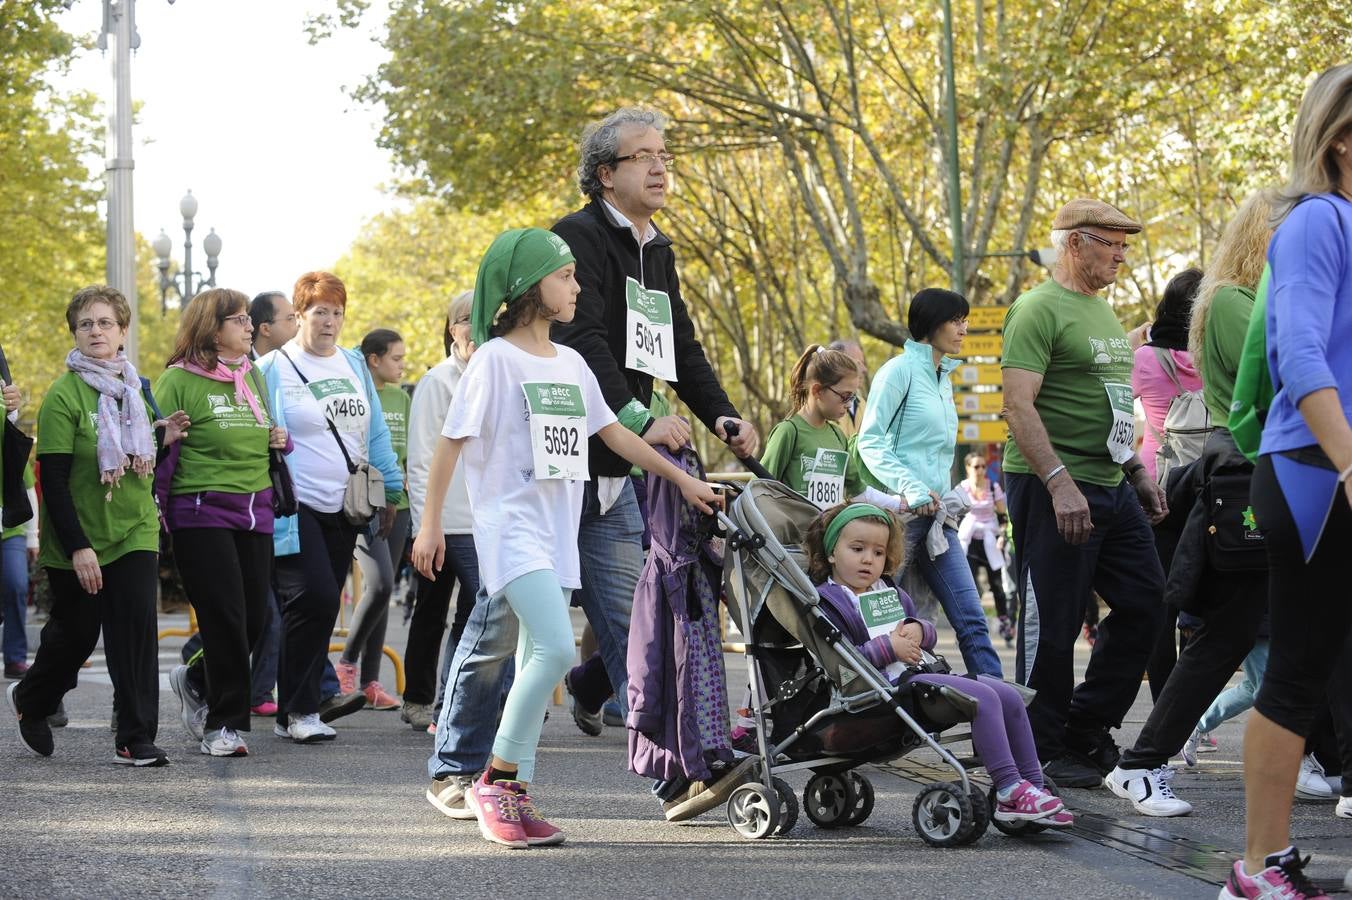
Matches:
[1202,469,1266,573]
[248,370,298,517]
[278,349,383,525]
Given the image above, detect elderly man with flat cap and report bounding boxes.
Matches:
[999,199,1167,788]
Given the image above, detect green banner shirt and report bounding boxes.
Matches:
[153,366,272,496]
[1001,279,1135,486]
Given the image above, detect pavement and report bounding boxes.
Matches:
[3,600,1351,899]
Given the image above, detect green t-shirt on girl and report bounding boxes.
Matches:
[377,384,410,511]
[154,366,272,496]
[760,413,865,509]
[1001,279,1135,486]
[1201,285,1255,426]
[36,373,159,569]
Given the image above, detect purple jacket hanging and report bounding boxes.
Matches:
[627,444,734,783]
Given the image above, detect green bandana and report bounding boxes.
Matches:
[822,503,892,556]
[471,227,577,347]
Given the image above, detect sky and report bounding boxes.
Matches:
[53,0,400,296]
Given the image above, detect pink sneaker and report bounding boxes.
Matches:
[426,722,436,735]
[466,773,528,849]
[1038,808,1074,828]
[362,681,400,710]
[517,791,565,846]
[1220,847,1328,899]
[250,700,278,716]
[994,780,1064,822]
[335,660,358,696]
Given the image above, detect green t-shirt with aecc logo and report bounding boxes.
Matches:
[36,373,160,569]
[377,384,410,510]
[153,366,272,497]
[759,413,865,508]
[1000,279,1135,486]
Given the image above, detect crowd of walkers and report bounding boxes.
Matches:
[2,67,1352,896]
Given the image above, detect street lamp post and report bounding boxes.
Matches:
[153,190,222,313]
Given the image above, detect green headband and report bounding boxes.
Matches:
[470,227,577,347]
[823,503,893,557]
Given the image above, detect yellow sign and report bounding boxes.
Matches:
[959,419,1008,443]
[961,334,1003,357]
[954,363,1002,386]
[966,306,1007,331]
[954,392,1004,414]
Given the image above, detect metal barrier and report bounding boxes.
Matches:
[157,605,198,640]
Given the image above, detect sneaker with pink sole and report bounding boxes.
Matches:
[1220,846,1329,899]
[994,780,1064,822]
[362,681,400,710]
[517,791,565,846]
[466,773,529,849]
[250,700,278,716]
[335,660,358,696]
[1038,808,1074,828]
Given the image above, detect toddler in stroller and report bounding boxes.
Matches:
[805,502,1071,830]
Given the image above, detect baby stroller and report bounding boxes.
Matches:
[716,478,1035,845]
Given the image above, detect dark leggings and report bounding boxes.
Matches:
[966,551,1009,619]
[173,528,272,731]
[1250,455,1352,736]
[15,551,159,747]
[273,505,358,722]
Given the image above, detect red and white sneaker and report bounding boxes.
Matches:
[994,780,1064,822]
[362,681,400,710]
[1220,847,1329,899]
[517,791,565,846]
[335,660,358,696]
[466,773,528,849]
[1037,808,1074,828]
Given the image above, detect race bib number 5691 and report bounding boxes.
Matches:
[523,382,590,481]
[624,277,677,382]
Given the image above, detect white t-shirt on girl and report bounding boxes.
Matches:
[442,338,616,596]
[276,343,372,513]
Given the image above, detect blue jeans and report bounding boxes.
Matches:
[903,518,1003,677]
[431,535,491,716]
[2,535,29,666]
[1196,639,1269,735]
[427,480,643,778]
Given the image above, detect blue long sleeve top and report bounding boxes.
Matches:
[1260,193,1352,456]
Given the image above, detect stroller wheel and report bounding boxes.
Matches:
[726,783,781,840]
[842,772,876,827]
[803,772,857,829]
[771,777,799,836]
[956,786,990,845]
[987,785,1048,837]
[912,782,975,848]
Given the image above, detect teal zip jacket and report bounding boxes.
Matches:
[854,340,960,508]
[257,345,405,557]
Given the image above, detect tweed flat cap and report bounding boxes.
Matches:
[1052,198,1142,234]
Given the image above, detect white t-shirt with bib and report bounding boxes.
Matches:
[276,343,371,513]
[442,338,616,596]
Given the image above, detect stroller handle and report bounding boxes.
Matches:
[721,421,773,480]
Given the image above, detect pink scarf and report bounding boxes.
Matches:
[173,354,266,424]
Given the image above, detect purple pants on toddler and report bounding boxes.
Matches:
[910,673,1041,791]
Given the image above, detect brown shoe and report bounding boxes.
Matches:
[663,757,758,823]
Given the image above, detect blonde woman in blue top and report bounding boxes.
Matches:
[855,288,1002,677]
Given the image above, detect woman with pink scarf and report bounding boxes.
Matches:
[8,285,187,767]
[153,288,288,758]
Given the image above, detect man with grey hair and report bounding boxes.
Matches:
[425,108,758,824]
[999,198,1167,789]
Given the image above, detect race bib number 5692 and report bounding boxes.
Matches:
[523,382,590,481]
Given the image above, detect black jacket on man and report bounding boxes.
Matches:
[552,200,738,477]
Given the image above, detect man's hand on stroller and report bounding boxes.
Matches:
[889,622,925,665]
[715,416,760,458]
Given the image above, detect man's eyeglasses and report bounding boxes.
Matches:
[75,318,120,333]
[1076,231,1129,253]
[824,385,856,404]
[222,314,252,328]
[613,152,676,170]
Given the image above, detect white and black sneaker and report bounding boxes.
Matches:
[1105,764,1192,816]
[168,664,207,741]
[114,742,170,767]
[201,727,249,757]
[1295,753,1335,800]
[279,713,335,744]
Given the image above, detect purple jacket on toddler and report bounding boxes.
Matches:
[814,577,937,675]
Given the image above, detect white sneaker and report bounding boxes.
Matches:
[1105,764,1193,816]
[1335,795,1352,819]
[286,713,336,744]
[1295,753,1335,800]
[201,727,249,757]
[1326,776,1344,795]
[168,664,207,741]
[427,774,477,820]
[1181,730,1201,768]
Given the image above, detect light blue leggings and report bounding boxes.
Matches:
[491,569,574,783]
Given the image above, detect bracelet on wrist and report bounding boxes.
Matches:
[1123,462,1146,482]
[1043,464,1067,486]
[1340,462,1352,483]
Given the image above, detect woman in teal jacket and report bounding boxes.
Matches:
[256,272,403,743]
[855,288,1002,676]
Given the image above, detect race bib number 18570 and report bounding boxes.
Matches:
[522,382,589,481]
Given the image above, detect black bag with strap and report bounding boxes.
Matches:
[248,368,298,517]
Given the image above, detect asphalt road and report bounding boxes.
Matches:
[3,607,1350,899]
